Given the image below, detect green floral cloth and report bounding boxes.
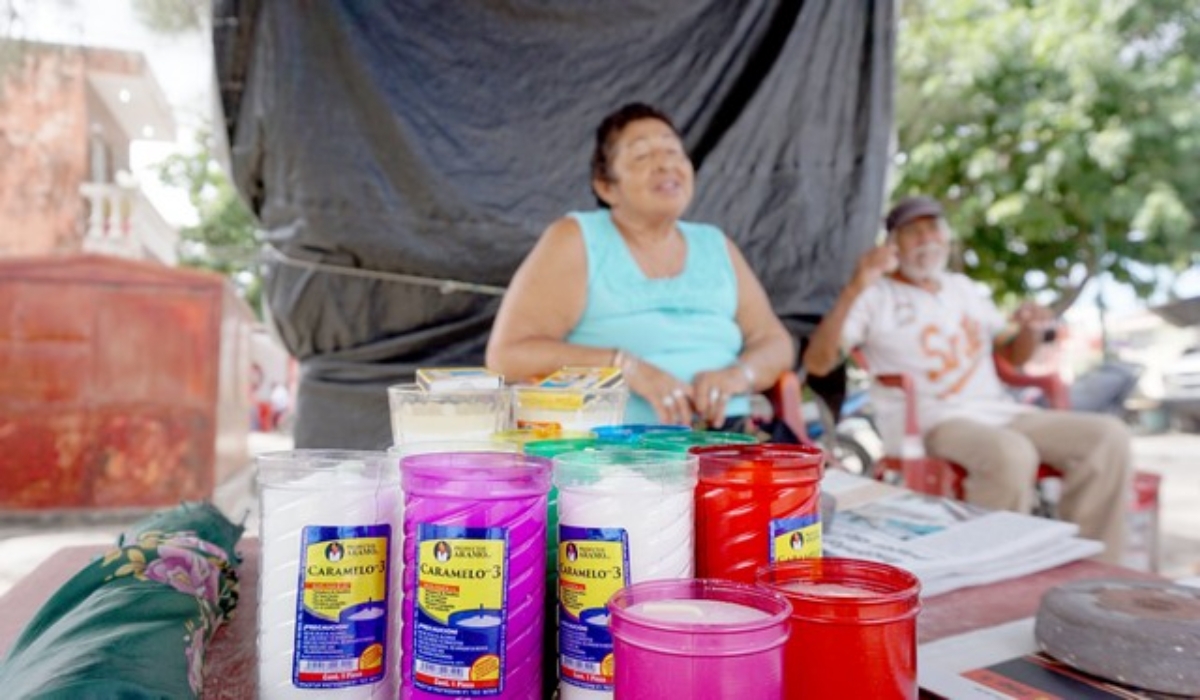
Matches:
[0,502,244,699]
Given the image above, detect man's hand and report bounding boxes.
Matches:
[1012,301,1055,331]
[851,244,899,291]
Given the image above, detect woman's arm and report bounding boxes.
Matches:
[727,240,795,390]
[486,217,612,381]
[691,239,795,425]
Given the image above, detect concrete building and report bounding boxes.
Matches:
[0,41,177,263]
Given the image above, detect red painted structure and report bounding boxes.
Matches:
[0,254,253,511]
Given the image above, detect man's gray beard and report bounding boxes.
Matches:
[899,246,949,282]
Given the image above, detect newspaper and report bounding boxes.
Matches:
[919,619,1184,699]
[821,471,1103,597]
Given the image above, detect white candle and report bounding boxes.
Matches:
[555,457,697,700]
[258,454,402,699]
[773,580,873,598]
[625,599,773,624]
[514,387,628,433]
[387,385,510,444]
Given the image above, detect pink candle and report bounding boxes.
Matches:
[399,451,551,699]
[608,579,791,700]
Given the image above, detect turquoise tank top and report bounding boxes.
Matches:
[565,209,749,423]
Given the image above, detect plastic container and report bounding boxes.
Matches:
[512,386,628,433]
[399,451,552,698]
[692,444,825,583]
[590,424,691,445]
[607,579,791,700]
[756,558,921,699]
[256,450,401,699]
[387,384,511,445]
[553,450,699,699]
[521,437,651,700]
[637,430,758,452]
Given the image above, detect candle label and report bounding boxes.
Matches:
[293,524,391,688]
[414,524,508,696]
[770,514,822,562]
[557,526,629,691]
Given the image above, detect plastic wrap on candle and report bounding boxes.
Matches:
[257,451,402,699]
[400,451,551,699]
[554,451,698,700]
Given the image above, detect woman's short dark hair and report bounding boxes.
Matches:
[590,102,679,206]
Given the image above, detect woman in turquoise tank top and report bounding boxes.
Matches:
[487,103,794,427]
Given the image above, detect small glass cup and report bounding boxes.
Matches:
[387,383,511,445]
[512,385,629,434]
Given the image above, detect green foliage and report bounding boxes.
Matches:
[895,0,1200,310]
[156,130,263,315]
[130,0,204,34]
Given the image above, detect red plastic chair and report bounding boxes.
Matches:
[863,351,1068,501]
[763,370,810,445]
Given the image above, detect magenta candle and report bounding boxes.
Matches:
[756,558,921,700]
[399,451,551,699]
[607,579,791,700]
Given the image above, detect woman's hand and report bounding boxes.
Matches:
[691,366,753,428]
[620,354,694,425]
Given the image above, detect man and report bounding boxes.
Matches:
[804,195,1129,562]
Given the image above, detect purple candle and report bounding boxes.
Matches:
[400,451,551,699]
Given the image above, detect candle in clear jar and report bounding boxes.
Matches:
[387,384,511,444]
[513,387,628,433]
[554,450,698,700]
[257,451,401,699]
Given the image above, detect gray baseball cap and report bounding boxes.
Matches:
[885,195,944,232]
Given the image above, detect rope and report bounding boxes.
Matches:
[261,244,508,296]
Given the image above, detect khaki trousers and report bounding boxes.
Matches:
[924,411,1131,564]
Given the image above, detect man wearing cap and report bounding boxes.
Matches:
[804,195,1130,563]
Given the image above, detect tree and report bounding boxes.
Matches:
[894,0,1200,311]
[156,129,263,314]
[130,0,204,35]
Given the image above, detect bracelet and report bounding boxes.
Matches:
[735,360,756,389]
[613,349,637,377]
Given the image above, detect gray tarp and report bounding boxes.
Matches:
[213,0,895,449]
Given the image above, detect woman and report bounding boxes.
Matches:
[487,103,794,427]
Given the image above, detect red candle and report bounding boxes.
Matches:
[758,558,921,700]
[692,444,824,583]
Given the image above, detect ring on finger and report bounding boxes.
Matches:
[663,394,676,407]
[672,387,686,400]
[709,387,722,403]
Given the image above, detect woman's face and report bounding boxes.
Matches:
[595,118,694,220]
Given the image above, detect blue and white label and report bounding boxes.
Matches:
[414,523,508,696]
[558,526,630,691]
[293,524,391,688]
[770,514,822,562]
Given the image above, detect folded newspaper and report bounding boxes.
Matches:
[821,471,1103,598]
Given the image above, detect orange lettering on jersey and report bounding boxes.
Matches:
[920,325,960,382]
[960,315,985,359]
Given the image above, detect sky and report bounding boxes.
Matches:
[16,0,211,227]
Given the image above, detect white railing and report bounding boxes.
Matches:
[79,181,180,265]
